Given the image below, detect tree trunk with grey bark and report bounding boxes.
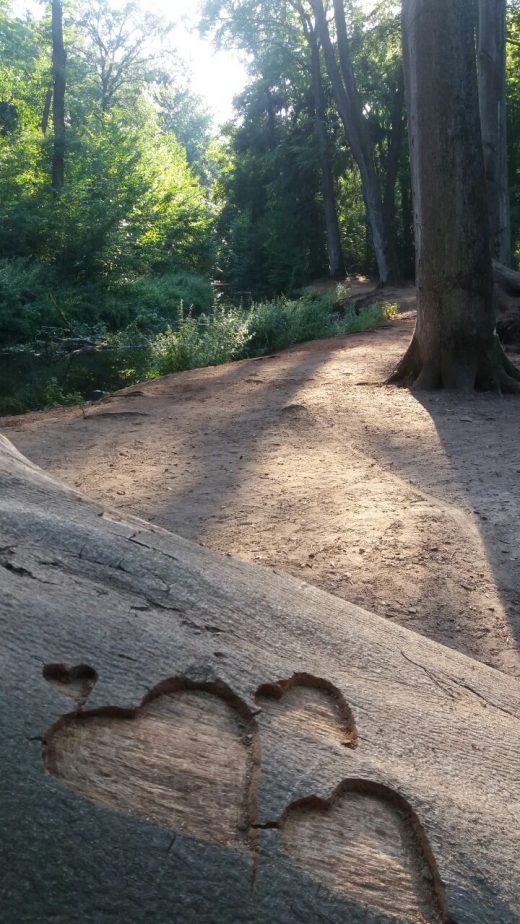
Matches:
[51,0,66,193]
[389,0,520,391]
[477,0,511,265]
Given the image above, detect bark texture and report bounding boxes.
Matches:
[309,0,396,284]
[51,0,66,193]
[383,68,405,262]
[390,0,520,391]
[478,0,511,265]
[1,433,520,921]
[41,86,52,135]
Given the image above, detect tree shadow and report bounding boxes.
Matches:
[358,368,520,675]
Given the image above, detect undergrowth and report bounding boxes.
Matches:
[150,295,397,375]
[0,293,396,415]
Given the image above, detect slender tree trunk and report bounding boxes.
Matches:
[383,68,405,261]
[399,166,414,278]
[41,87,52,135]
[477,0,511,265]
[389,0,520,392]
[307,24,344,278]
[51,0,66,194]
[309,0,395,285]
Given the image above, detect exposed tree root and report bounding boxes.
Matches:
[386,334,422,386]
[493,260,520,294]
[387,330,520,393]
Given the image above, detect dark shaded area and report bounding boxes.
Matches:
[0,347,151,415]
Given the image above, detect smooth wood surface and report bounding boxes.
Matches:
[1,433,519,923]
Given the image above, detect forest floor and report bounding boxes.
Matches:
[4,281,520,679]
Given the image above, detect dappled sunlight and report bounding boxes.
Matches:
[8,320,520,676]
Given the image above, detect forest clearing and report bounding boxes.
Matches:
[5,287,520,679]
[3,0,520,921]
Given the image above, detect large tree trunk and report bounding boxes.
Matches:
[389,0,520,392]
[477,0,511,265]
[2,431,520,922]
[306,20,345,278]
[309,0,396,285]
[51,0,66,194]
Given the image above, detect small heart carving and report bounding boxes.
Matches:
[42,678,259,850]
[43,663,98,706]
[281,780,449,923]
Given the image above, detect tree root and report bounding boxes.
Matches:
[387,330,520,393]
[386,334,422,386]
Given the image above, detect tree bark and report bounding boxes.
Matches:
[389,0,520,392]
[309,0,396,284]
[2,432,520,922]
[383,67,405,263]
[493,259,520,292]
[51,0,66,194]
[477,0,511,265]
[305,19,345,278]
[41,86,52,135]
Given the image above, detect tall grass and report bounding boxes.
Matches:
[151,294,397,375]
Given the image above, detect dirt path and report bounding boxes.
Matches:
[4,302,520,678]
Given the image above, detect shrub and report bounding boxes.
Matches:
[114,271,213,321]
[43,377,84,408]
[152,305,252,374]
[0,256,214,345]
[150,295,394,376]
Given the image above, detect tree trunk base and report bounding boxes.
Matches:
[387,331,520,393]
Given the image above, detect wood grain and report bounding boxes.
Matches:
[1,433,520,922]
[43,680,259,849]
[282,782,449,923]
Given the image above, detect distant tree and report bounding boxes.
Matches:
[73,0,168,113]
[308,0,397,283]
[203,0,338,289]
[295,1,344,277]
[51,0,66,192]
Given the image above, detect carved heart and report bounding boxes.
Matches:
[42,670,452,922]
[43,663,98,706]
[42,678,259,850]
[281,780,449,924]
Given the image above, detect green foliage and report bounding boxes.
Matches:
[117,271,213,318]
[0,1,216,348]
[150,294,393,376]
[42,376,83,408]
[0,258,50,341]
[0,258,214,344]
[152,304,252,373]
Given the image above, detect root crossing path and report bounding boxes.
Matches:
[5,311,520,678]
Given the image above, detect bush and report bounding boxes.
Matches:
[150,295,394,376]
[0,256,214,346]
[42,377,84,408]
[115,271,213,321]
[152,305,252,374]
[247,293,336,354]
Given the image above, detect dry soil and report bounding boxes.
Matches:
[4,288,520,678]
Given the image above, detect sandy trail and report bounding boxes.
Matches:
[4,304,520,678]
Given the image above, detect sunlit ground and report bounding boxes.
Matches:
[7,314,520,679]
